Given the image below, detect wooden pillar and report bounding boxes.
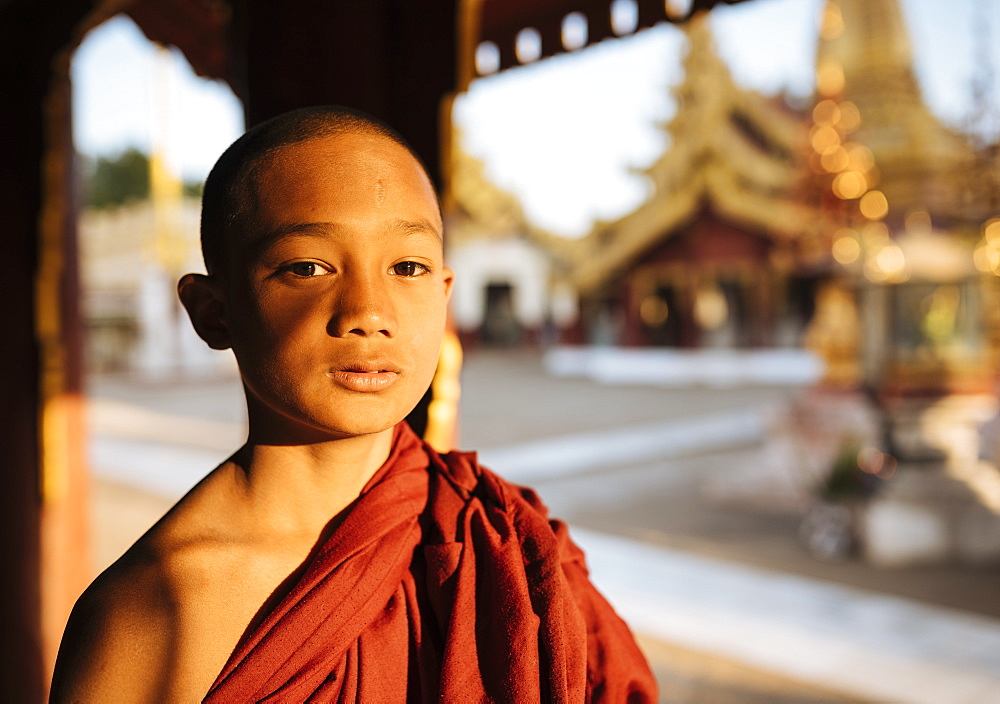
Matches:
[233,0,459,190]
[0,2,97,698]
[621,277,646,346]
[39,40,93,685]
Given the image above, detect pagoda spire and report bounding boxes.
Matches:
[816,0,925,139]
[815,0,979,223]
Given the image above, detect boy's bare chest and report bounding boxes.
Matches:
[162,543,314,698]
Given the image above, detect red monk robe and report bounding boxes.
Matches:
[205,422,658,702]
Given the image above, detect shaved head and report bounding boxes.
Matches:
[200,106,435,276]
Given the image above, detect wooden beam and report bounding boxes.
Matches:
[474,0,759,75]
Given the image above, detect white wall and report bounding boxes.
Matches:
[449,236,550,331]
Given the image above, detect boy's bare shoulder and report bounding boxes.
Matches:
[51,519,180,701]
[51,470,259,702]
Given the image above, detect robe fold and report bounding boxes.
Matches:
[205,422,658,703]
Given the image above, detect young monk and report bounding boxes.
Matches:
[51,106,658,702]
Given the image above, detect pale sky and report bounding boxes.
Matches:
[73,0,998,237]
[72,18,245,182]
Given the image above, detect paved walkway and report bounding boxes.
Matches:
[577,529,1000,704]
[85,349,1000,702]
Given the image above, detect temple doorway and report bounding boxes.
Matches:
[481,282,522,346]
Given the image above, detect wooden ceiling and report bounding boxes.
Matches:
[123,0,758,88]
[125,0,231,81]
[478,0,757,73]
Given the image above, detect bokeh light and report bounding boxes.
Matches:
[832,230,861,264]
[820,145,849,172]
[610,0,639,36]
[832,170,867,199]
[813,99,841,127]
[811,125,841,152]
[859,190,889,220]
[475,41,500,75]
[858,447,897,480]
[639,295,670,326]
[838,101,861,132]
[906,210,932,234]
[844,143,874,172]
[820,1,844,40]
[561,12,588,51]
[973,244,1000,274]
[876,244,906,275]
[974,217,1000,275]
[663,0,691,20]
[816,59,845,96]
[694,286,728,330]
[984,218,1000,245]
[861,221,890,246]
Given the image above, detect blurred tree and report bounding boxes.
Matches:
[83,147,149,209]
[82,148,203,208]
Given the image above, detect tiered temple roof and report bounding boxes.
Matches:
[446,139,531,244]
[447,134,579,268]
[451,0,996,289]
[563,14,814,293]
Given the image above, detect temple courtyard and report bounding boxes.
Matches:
[86,349,1000,703]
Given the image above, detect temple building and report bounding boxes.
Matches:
[79,198,230,377]
[452,0,999,357]
[446,141,570,346]
[564,16,815,348]
[452,15,818,348]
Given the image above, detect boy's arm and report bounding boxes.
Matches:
[50,568,173,703]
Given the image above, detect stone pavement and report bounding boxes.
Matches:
[84,349,1000,702]
[576,529,1000,703]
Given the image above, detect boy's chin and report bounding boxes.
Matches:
[323,416,401,440]
[245,386,421,444]
[307,405,421,443]
[316,399,421,439]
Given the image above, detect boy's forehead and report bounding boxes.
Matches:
[229,131,442,259]
[262,131,427,180]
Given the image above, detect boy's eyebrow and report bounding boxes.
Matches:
[393,218,444,240]
[259,219,443,245]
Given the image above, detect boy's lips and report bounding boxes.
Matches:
[327,360,401,392]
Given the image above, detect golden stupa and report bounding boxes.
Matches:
[814,0,989,228]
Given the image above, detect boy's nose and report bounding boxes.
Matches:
[328,276,397,338]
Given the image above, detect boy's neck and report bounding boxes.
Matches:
[226,426,396,536]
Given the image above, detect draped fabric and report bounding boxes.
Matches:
[205,422,658,702]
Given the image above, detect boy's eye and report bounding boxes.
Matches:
[391,261,428,277]
[284,261,330,277]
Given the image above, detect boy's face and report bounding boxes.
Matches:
[220,132,452,441]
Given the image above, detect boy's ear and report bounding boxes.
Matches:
[442,266,454,301]
[178,273,232,350]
